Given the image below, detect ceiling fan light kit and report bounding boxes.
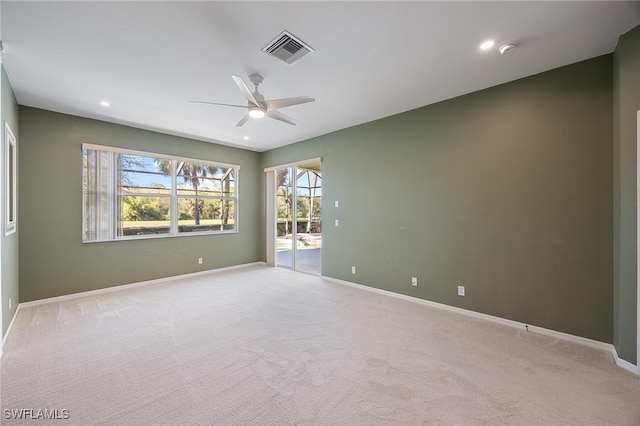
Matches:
[249,107,265,119]
[190,74,315,127]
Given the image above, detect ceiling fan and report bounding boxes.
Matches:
[190,74,315,127]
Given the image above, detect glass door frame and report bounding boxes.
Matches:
[264,157,322,274]
[277,165,296,270]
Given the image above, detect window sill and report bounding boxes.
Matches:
[82,229,239,244]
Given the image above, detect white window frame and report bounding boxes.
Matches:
[5,122,16,236]
[82,143,240,243]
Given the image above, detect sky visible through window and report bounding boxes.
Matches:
[294,170,322,197]
[120,155,171,189]
[119,154,233,191]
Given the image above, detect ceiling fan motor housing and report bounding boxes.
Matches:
[249,74,264,86]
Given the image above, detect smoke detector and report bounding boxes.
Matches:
[499,43,517,55]
[262,31,314,65]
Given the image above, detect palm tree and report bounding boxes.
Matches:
[219,168,234,230]
[277,168,292,235]
[155,159,233,227]
[155,159,209,225]
[277,168,289,187]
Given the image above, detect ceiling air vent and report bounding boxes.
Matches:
[262,31,314,65]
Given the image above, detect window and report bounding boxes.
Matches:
[82,144,238,242]
[5,122,16,236]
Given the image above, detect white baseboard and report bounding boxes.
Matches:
[19,262,266,309]
[612,346,640,375]
[322,275,639,376]
[1,304,21,358]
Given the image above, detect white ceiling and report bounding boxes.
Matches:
[3,1,640,152]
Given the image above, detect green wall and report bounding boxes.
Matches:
[13,52,623,350]
[1,66,19,335]
[18,107,263,302]
[263,55,614,343]
[613,25,640,365]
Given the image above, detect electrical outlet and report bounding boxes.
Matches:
[335,219,340,227]
[198,257,203,265]
[458,286,465,296]
[335,200,339,208]
[351,266,356,274]
[411,277,418,287]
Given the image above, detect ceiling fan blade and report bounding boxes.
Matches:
[189,100,247,108]
[236,112,251,127]
[232,75,259,107]
[266,110,297,126]
[265,96,315,111]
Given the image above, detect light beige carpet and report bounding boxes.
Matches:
[1,265,639,425]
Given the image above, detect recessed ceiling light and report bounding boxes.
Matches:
[243,136,250,140]
[100,100,111,107]
[480,40,495,51]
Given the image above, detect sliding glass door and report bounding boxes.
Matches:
[275,163,322,274]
